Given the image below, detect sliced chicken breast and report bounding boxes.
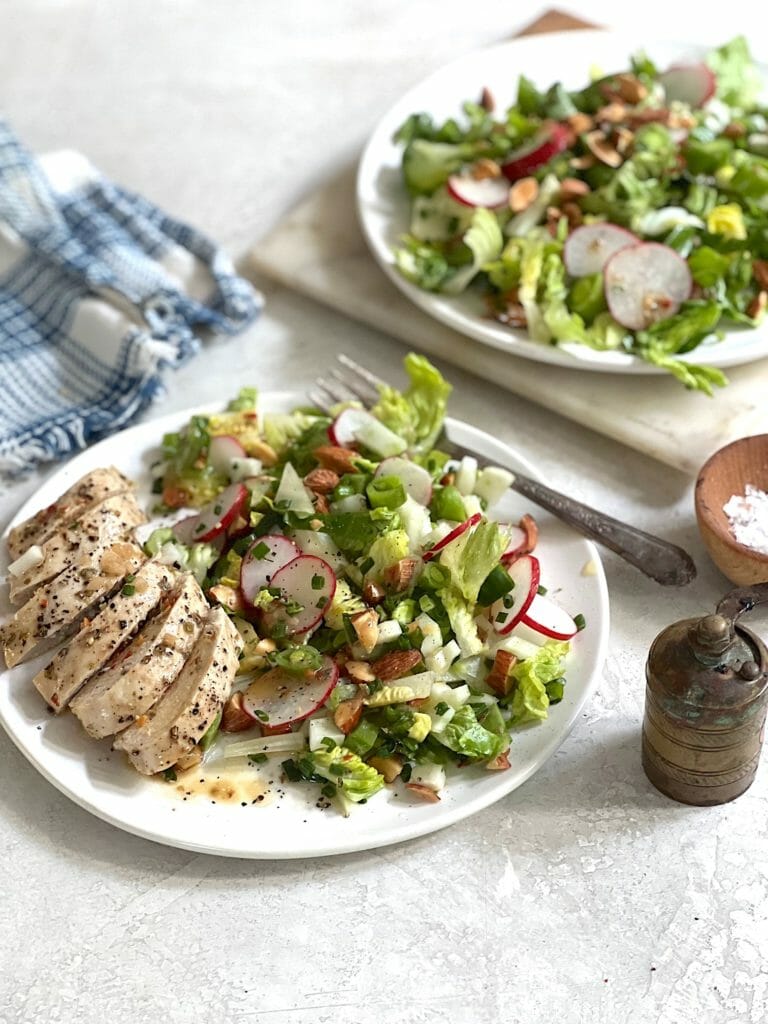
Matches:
[1,542,145,668]
[7,467,133,561]
[113,607,242,775]
[33,560,177,712]
[9,492,145,605]
[70,573,209,738]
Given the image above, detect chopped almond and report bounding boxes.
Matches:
[304,467,339,494]
[748,291,768,320]
[370,649,422,681]
[567,112,594,135]
[472,158,502,180]
[208,584,245,614]
[614,126,635,155]
[350,609,379,654]
[509,176,538,213]
[313,445,359,475]
[313,494,330,515]
[382,558,417,593]
[362,581,385,606]
[596,101,627,125]
[559,177,590,200]
[753,260,768,291]
[162,483,191,509]
[221,692,256,733]
[346,660,376,683]
[486,750,511,771]
[405,782,441,803]
[368,755,404,783]
[333,697,364,735]
[724,121,746,139]
[562,201,583,228]
[614,73,647,105]
[519,513,538,555]
[486,650,518,697]
[570,154,595,170]
[584,130,623,168]
[480,86,495,112]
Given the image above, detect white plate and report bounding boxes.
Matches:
[0,395,609,858]
[357,29,768,374]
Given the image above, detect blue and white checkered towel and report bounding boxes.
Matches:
[0,120,262,473]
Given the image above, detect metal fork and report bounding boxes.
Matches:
[309,354,697,587]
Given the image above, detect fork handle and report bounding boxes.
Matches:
[510,472,696,586]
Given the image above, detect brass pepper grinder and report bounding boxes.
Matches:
[643,584,768,806]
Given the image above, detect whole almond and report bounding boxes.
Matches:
[615,73,647,105]
[304,467,339,494]
[370,648,422,681]
[362,581,385,606]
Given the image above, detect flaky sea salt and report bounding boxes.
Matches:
[723,484,768,555]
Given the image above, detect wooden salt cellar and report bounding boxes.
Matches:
[642,585,768,806]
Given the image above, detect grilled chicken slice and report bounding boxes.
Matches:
[33,560,177,712]
[9,492,145,605]
[1,542,145,668]
[7,467,133,561]
[70,574,209,738]
[113,607,242,775]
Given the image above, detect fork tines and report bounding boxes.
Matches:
[309,354,386,413]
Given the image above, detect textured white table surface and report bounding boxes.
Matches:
[1,3,767,1023]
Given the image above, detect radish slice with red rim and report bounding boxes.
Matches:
[243,656,339,728]
[207,435,246,475]
[660,63,716,108]
[171,483,247,545]
[491,554,540,635]
[240,534,301,605]
[423,512,482,562]
[521,593,578,641]
[267,554,336,635]
[604,242,692,330]
[447,173,509,209]
[329,408,407,458]
[564,223,639,277]
[500,123,570,181]
[375,457,433,505]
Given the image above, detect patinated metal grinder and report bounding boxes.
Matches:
[643,584,768,806]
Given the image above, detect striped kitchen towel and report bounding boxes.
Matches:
[0,120,262,473]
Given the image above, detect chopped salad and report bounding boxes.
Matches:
[392,37,768,393]
[148,355,583,813]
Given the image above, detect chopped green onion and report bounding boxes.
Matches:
[546,679,565,704]
[574,613,586,632]
[477,565,514,606]
[162,767,177,782]
[311,574,325,591]
[344,719,380,757]
[252,541,270,559]
[434,701,450,716]
[248,752,268,765]
[366,475,407,510]
[429,484,466,523]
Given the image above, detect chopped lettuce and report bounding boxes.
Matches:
[367,529,410,580]
[372,353,452,455]
[706,36,762,109]
[441,208,504,295]
[438,519,505,604]
[402,139,468,194]
[263,412,322,457]
[438,704,507,761]
[508,640,569,724]
[297,746,385,803]
[324,579,366,631]
[438,587,483,657]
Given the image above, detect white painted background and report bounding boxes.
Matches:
[1,3,767,1022]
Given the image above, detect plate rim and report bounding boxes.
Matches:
[356,27,768,375]
[0,396,610,858]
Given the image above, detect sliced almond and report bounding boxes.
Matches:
[509,176,538,213]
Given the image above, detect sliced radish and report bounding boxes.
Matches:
[240,534,300,605]
[564,223,639,277]
[171,483,247,545]
[292,529,345,572]
[329,408,407,458]
[604,242,692,330]
[375,457,433,505]
[422,512,482,562]
[490,554,540,635]
[521,593,578,641]
[243,656,339,728]
[207,435,246,475]
[268,555,336,635]
[660,63,716,108]
[501,525,527,562]
[500,123,570,182]
[447,173,509,209]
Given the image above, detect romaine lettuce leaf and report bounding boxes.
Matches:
[439,704,507,760]
[442,207,504,295]
[438,586,484,657]
[509,640,569,724]
[706,36,762,109]
[438,519,505,604]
